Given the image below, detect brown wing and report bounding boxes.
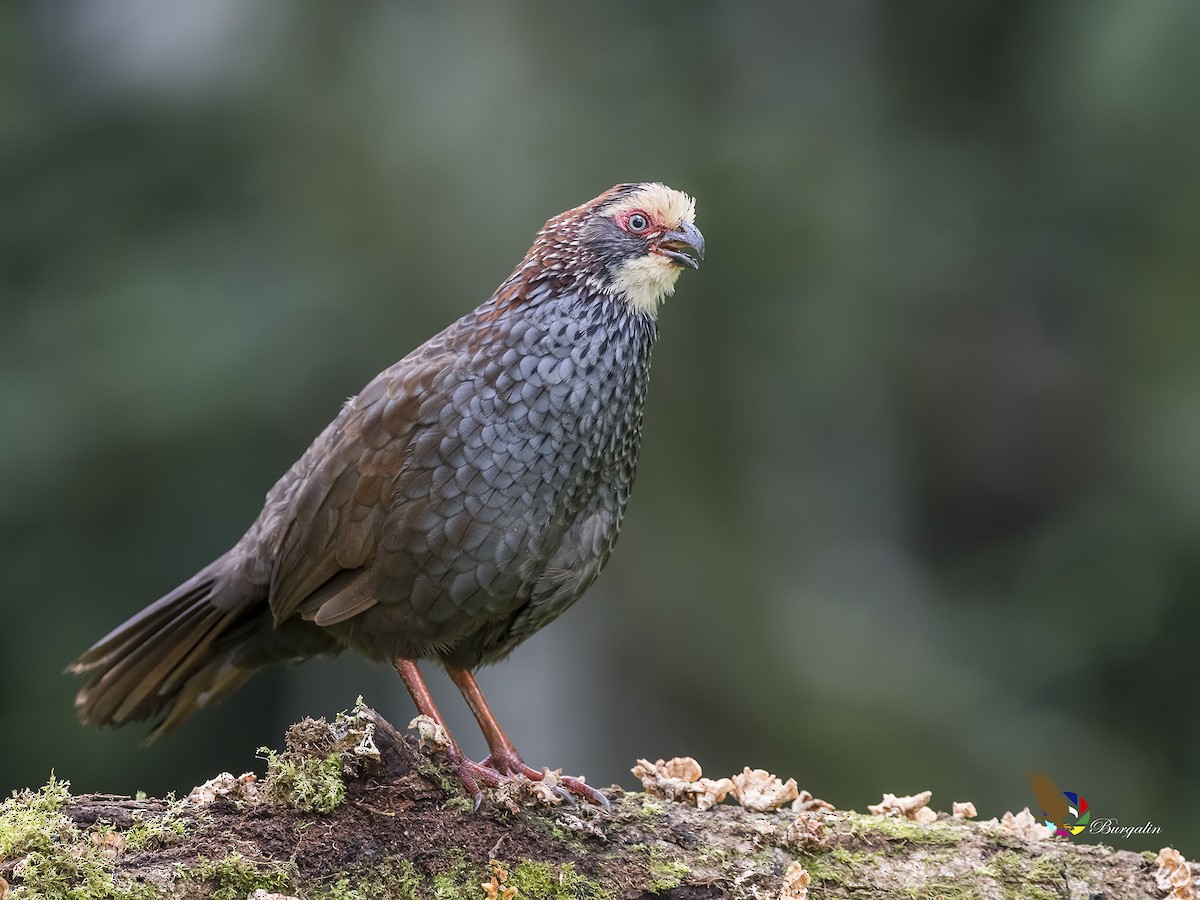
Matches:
[262,354,440,628]
[1025,771,1069,825]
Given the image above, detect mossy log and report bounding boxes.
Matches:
[0,706,1189,900]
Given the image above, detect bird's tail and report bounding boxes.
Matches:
[68,555,265,742]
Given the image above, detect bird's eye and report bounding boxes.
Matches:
[627,213,650,233]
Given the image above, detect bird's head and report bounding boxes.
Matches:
[521,182,704,317]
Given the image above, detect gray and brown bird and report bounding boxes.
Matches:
[70,182,703,808]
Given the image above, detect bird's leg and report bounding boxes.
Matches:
[443,664,537,777]
[392,658,487,808]
[444,664,610,810]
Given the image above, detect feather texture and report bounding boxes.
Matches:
[70,183,702,738]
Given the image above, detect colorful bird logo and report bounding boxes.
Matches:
[1026,771,1091,837]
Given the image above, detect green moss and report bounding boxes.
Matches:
[10,846,159,900]
[313,857,422,900]
[403,746,465,806]
[821,845,877,881]
[122,798,187,852]
[260,748,346,813]
[850,813,961,845]
[507,860,613,900]
[440,794,476,814]
[975,849,1064,900]
[695,842,729,869]
[256,703,387,813]
[0,774,73,859]
[0,775,164,899]
[0,784,184,897]
[642,846,690,894]
[790,853,847,885]
[790,845,884,888]
[1026,856,1062,883]
[832,847,873,867]
[975,849,1022,882]
[509,860,561,899]
[903,881,979,900]
[428,849,480,900]
[182,852,295,900]
[638,797,665,818]
[1012,888,1056,900]
[431,872,464,900]
[433,775,466,806]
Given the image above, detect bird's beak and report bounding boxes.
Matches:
[658,221,705,269]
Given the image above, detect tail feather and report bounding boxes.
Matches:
[83,607,204,725]
[74,568,212,668]
[113,602,241,725]
[157,602,243,694]
[70,556,266,738]
[151,659,255,740]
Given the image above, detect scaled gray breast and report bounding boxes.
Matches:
[356,291,656,662]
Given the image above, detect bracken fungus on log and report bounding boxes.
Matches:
[0,704,1192,900]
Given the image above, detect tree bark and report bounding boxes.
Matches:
[0,707,1189,900]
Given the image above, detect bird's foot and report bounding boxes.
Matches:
[482,747,612,812]
[441,745,610,812]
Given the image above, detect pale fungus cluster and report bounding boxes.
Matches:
[996,807,1050,841]
[778,861,811,900]
[630,757,735,811]
[1155,847,1196,900]
[867,790,938,824]
[187,771,261,807]
[631,757,815,813]
[408,714,453,752]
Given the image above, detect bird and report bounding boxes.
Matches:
[70,182,704,810]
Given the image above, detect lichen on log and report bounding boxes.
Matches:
[0,705,1191,899]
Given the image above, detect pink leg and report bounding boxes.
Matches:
[392,658,484,807]
[444,664,610,811]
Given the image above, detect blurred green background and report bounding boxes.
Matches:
[3,1,1198,853]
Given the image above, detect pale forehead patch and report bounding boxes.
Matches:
[603,183,696,226]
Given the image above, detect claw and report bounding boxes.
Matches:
[435,744,485,809]
[429,666,611,811]
[480,752,542,782]
[436,746,609,811]
[560,776,611,813]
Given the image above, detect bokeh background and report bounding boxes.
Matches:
[4,1,1199,854]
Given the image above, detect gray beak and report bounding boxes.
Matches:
[658,221,705,269]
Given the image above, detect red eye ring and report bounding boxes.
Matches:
[625,211,651,233]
